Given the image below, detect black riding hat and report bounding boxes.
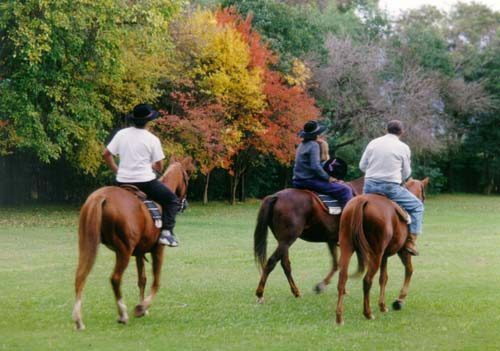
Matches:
[127,103,159,124]
[298,120,327,138]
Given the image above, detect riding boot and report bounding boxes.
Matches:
[404,233,419,256]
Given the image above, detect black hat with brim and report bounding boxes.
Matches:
[298,120,327,138]
[127,103,160,124]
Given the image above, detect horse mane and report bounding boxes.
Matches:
[159,161,180,181]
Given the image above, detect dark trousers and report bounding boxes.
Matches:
[118,179,179,230]
[293,178,354,208]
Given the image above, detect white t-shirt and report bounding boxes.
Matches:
[106,127,165,183]
[359,133,412,184]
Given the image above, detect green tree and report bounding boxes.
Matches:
[0,0,182,174]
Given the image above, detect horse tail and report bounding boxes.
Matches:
[350,198,373,277]
[254,195,278,272]
[74,195,105,296]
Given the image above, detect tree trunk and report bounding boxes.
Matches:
[282,165,290,189]
[239,172,246,202]
[230,174,239,205]
[203,171,211,205]
[483,157,494,195]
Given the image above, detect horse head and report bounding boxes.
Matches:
[405,177,429,202]
[161,156,196,206]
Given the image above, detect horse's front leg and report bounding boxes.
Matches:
[315,240,338,294]
[135,255,147,315]
[135,245,164,317]
[111,251,131,324]
[378,256,389,312]
[393,251,413,310]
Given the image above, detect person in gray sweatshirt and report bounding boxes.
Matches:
[292,120,353,208]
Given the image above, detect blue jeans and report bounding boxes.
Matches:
[363,179,424,235]
[293,178,354,208]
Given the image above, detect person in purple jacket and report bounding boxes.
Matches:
[292,120,353,208]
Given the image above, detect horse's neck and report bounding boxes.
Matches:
[161,163,183,196]
[161,164,176,186]
[348,176,365,196]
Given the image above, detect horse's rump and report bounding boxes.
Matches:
[83,186,159,253]
[341,194,409,265]
[273,188,340,216]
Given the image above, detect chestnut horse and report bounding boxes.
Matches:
[72,157,194,330]
[335,177,428,325]
[254,177,364,303]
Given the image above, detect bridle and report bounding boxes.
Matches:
[179,168,190,213]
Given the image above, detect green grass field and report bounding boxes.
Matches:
[1,194,500,351]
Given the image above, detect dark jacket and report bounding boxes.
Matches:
[292,140,330,181]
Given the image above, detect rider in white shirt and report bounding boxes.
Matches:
[359,120,423,255]
[103,103,179,247]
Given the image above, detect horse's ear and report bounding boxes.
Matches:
[170,155,179,164]
[181,156,195,173]
[422,177,429,188]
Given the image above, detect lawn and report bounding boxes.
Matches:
[0,194,499,351]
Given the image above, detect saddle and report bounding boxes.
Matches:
[303,190,343,215]
[119,185,163,228]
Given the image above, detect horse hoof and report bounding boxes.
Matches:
[336,316,344,326]
[117,317,128,325]
[392,299,404,311]
[314,282,326,294]
[380,305,389,313]
[257,297,265,304]
[75,321,85,331]
[364,314,375,320]
[134,305,148,318]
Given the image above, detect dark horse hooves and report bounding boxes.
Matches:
[134,305,148,317]
[314,282,326,294]
[392,299,404,311]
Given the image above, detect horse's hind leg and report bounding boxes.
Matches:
[111,252,131,324]
[280,245,301,298]
[73,259,95,331]
[315,241,338,294]
[336,242,354,325]
[378,256,389,312]
[72,228,100,330]
[255,243,286,303]
[134,255,147,317]
[363,256,382,320]
[135,246,164,317]
[393,251,413,310]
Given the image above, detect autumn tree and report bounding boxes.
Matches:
[155,9,266,203]
[156,8,320,203]
[216,8,320,203]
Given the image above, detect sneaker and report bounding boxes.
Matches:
[159,229,179,247]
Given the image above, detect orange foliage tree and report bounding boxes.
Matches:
[157,8,320,203]
[217,8,320,203]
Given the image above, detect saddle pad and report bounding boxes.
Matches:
[143,200,163,229]
[316,193,342,215]
[120,185,162,228]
